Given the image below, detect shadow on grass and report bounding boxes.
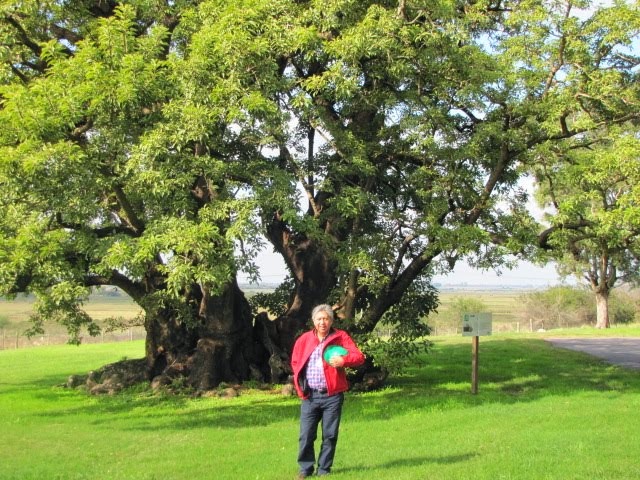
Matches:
[0,374,87,397]
[27,337,640,431]
[337,452,478,474]
[30,382,301,430]
[345,337,640,421]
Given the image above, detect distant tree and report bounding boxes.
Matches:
[535,130,640,328]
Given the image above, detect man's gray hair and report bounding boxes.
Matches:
[311,304,334,321]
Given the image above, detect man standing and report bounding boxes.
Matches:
[291,304,365,478]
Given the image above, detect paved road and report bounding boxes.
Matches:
[546,337,640,370]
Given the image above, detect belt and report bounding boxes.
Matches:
[310,388,327,394]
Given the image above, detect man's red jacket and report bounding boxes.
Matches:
[290,328,365,399]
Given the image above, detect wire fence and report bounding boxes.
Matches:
[0,327,146,350]
[430,319,549,336]
[2,318,631,350]
[0,320,572,350]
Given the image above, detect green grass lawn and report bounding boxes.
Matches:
[2,330,640,480]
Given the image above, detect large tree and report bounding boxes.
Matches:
[0,1,270,388]
[0,0,637,389]
[254,0,640,353]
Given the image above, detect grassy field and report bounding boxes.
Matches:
[438,290,524,318]
[0,295,144,348]
[429,290,536,335]
[0,288,611,345]
[0,294,142,323]
[2,327,640,480]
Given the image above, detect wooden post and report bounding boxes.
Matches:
[471,335,479,395]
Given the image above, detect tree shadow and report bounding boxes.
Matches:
[25,337,640,431]
[0,374,82,397]
[32,386,301,430]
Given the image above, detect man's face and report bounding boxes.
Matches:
[313,311,333,337]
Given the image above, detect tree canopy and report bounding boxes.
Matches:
[0,0,638,389]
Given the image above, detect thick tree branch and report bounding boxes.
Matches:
[49,23,82,44]
[112,185,145,234]
[84,271,146,303]
[56,212,140,238]
[355,248,438,334]
[465,118,512,225]
[4,14,42,57]
[537,219,592,250]
[10,64,28,83]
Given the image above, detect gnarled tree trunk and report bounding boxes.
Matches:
[266,216,338,355]
[144,278,267,390]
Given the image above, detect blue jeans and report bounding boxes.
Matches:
[298,391,344,476]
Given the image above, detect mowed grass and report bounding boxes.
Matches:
[2,329,640,480]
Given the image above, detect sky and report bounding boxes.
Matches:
[239,247,574,287]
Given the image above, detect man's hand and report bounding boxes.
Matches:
[329,355,345,368]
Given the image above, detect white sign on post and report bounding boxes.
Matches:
[462,312,492,337]
[463,312,492,394]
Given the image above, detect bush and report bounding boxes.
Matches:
[612,303,635,324]
[610,290,639,325]
[517,286,593,329]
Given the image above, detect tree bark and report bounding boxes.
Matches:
[594,289,610,329]
[188,279,259,389]
[272,243,338,355]
[589,253,614,329]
